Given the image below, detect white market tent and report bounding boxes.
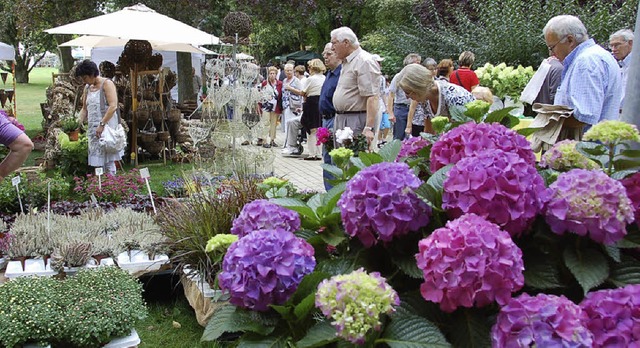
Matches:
[0,42,17,118]
[236,53,254,60]
[0,42,15,61]
[59,35,211,55]
[45,3,219,46]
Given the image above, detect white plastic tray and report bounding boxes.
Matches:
[5,259,56,279]
[103,329,140,348]
[117,250,168,274]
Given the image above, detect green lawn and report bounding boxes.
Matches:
[14,67,189,194]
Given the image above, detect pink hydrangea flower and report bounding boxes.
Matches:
[316,127,331,145]
[396,136,431,159]
[621,172,640,229]
[430,122,535,172]
[442,149,549,237]
[492,293,593,347]
[230,199,300,237]
[580,284,640,347]
[415,213,524,312]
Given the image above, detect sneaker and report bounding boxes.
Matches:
[270,140,278,147]
[281,147,295,154]
[241,140,250,146]
[256,138,264,146]
[262,143,272,148]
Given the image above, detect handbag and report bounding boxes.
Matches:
[99,122,127,154]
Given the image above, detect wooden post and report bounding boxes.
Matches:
[131,66,138,166]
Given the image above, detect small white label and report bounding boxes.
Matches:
[95,167,104,176]
[140,167,150,179]
[11,176,20,186]
[90,194,98,206]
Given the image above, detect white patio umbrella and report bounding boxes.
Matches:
[0,42,15,60]
[59,35,209,54]
[45,3,219,46]
[235,52,254,60]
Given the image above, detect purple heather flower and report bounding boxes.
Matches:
[396,136,431,159]
[442,149,549,236]
[218,229,315,311]
[430,122,535,173]
[315,268,399,345]
[230,199,301,237]
[544,169,635,245]
[621,172,640,229]
[539,140,600,171]
[338,162,431,248]
[491,293,593,347]
[415,214,524,312]
[580,284,640,347]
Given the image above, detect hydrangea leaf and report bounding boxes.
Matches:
[483,106,517,124]
[296,319,338,348]
[611,169,637,180]
[449,309,491,348]
[523,250,565,290]
[612,158,640,171]
[563,245,609,294]
[608,255,640,287]
[603,244,621,262]
[358,152,383,167]
[320,163,343,178]
[292,271,330,304]
[271,198,318,226]
[202,305,278,341]
[237,333,290,348]
[379,310,451,347]
[426,164,452,192]
[379,139,402,162]
[350,156,367,169]
[294,294,316,320]
[516,127,538,137]
[575,142,607,165]
[391,252,423,279]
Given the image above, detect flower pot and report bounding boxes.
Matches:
[66,129,80,141]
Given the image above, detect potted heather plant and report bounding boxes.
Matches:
[59,114,80,141]
[201,117,640,346]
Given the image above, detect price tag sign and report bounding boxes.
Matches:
[95,167,104,176]
[140,167,150,179]
[11,176,21,187]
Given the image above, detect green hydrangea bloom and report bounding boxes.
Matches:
[205,234,238,253]
[465,100,491,120]
[431,116,449,134]
[540,140,600,171]
[261,176,289,188]
[330,148,354,161]
[584,120,640,144]
[315,268,399,344]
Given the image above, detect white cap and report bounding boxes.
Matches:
[371,54,385,62]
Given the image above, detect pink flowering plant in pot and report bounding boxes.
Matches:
[201,117,640,347]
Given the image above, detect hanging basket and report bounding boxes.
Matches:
[151,110,164,125]
[168,109,182,122]
[140,131,157,143]
[136,109,150,123]
[143,141,165,156]
[156,131,170,142]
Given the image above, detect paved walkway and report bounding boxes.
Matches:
[267,130,325,192]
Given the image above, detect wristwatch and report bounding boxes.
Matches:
[99,122,106,127]
[363,126,373,132]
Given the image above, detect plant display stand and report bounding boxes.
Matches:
[103,329,141,348]
[117,250,169,276]
[4,259,56,279]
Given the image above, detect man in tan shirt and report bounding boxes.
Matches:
[331,26,381,144]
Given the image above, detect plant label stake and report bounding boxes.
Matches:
[95,167,104,190]
[90,194,99,208]
[12,176,23,214]
[140,167,156,214]
[47,181,51,237]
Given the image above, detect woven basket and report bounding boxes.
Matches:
[140,131,157,143]
[156,131,170,142]
[150,110,163,125]
[136,109,150,123]
[143,141,164,156]
[168,109,182,122]
[174,134,191,143]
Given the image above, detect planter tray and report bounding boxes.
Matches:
[5,259,56,279]
[22,329,139,348]
[182,265,230,299]
[117,250,169,275]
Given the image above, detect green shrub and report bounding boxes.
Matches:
[58,132,88,177]
[0,171,72,213]
[0,267,147,348]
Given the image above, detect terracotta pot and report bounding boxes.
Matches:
[66,129,79,141]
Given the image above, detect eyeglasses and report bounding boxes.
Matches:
[547,35,567,52]
[609,41,627,50]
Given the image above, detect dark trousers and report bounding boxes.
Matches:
[392,104,409,140]
[322,117,334,192]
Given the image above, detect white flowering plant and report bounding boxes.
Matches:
[475,62,534,101]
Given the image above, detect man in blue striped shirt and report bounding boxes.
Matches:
[543,15,622,128]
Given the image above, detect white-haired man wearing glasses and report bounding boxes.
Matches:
[609,29,633,109]
[543,15,622,127]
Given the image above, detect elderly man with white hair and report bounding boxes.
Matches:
[609,29,633,109]
[330,26,381,145]
[543,15,621,127]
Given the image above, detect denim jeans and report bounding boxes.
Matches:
[322,117,334,191]
[392,104,409,140]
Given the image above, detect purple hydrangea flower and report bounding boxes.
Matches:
[580,284,640,347]
[415,214,524,312]
[315,268,399,345]
[338,162,431,248]
[621,172,640,229]
[230,199,300,237]
[442,149,549,236]
[218,229,316,311]
[544,169,635,245]
[430,122,535,173]
[491,293,593,347]
[396,136,431,159]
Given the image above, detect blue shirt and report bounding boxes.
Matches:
[319,65,342,117]
[554,38,622,125]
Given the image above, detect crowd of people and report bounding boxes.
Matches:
[0,14,634,190]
